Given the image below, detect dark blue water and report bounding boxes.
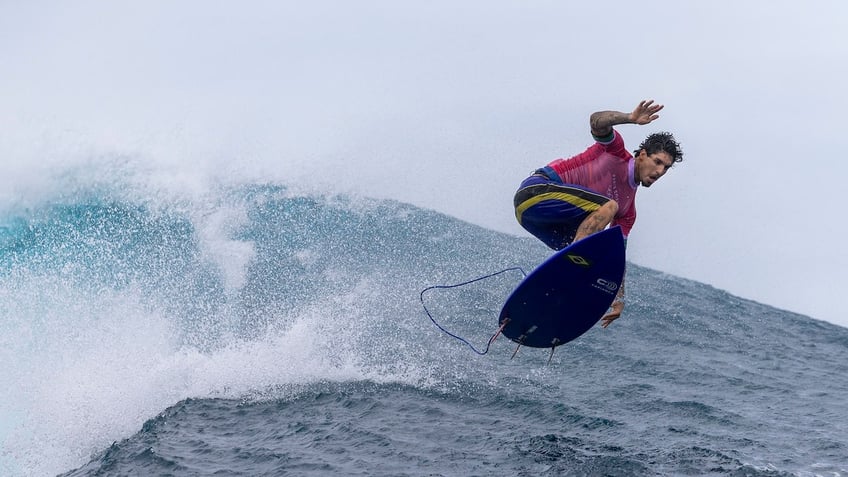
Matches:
[1,184,845,476]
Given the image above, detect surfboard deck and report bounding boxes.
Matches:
[498,226,626,348]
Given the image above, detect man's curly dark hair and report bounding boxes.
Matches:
[635,132,683,163]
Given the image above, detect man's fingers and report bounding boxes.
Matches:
[601,313,620,328]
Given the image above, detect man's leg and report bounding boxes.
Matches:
[573,200,618,243]
[515,175,615,249]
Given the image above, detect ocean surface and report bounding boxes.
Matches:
[1,180,846,476]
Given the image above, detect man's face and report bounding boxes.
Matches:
[635,149,674,187]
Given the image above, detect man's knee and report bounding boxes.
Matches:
[587,200,618,229]
[601,200,619,215]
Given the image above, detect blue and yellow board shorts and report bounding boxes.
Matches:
[514,167,611,251]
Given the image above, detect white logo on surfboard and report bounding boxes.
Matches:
[593,278,619,294]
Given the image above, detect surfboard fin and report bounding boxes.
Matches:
[547,340,561,364]
[510,324,540,359]
[493,319,510,342]
[545,338,562,363]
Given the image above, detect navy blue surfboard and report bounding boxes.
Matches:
[499,226,626,348]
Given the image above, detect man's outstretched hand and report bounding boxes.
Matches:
[630,99,663,125]
[601,301,624,328]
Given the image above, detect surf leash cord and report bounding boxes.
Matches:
[419,267,526,355]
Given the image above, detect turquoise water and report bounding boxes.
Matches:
[1,183,846,476]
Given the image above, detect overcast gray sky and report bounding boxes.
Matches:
[2,1,846,327]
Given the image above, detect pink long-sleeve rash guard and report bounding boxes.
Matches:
[546,130,639,237]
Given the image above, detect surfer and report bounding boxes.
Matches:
[513,100,683,328]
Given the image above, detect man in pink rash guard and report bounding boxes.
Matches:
[514,100,684,328]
